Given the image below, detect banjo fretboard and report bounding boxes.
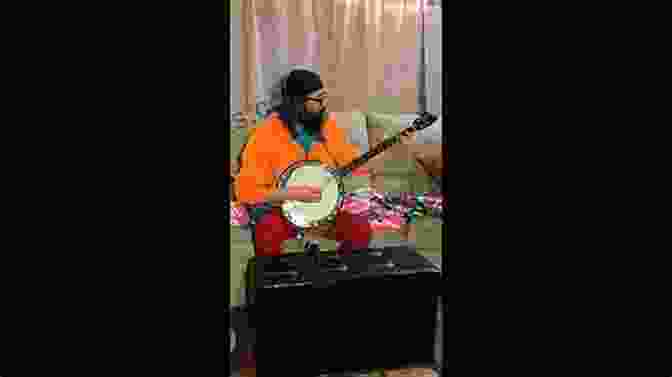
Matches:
[335,112,438,177]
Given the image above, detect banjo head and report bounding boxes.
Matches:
[279,161,343,228]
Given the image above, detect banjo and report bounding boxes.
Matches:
[277,112,439,229]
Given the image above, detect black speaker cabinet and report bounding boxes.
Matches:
[246,246,441,376]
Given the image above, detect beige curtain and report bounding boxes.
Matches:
[240,0,419,117]
[239,0,258,128]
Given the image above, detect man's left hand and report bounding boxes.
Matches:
[399,130,416,145]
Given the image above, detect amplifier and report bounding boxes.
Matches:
[245,246,441,376]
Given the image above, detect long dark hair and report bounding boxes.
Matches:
[271,98,303,140]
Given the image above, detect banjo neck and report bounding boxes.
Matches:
[335,112,438,178]
[229,112,438,184]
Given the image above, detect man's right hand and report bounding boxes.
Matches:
[284,185,322,203]
[266,186,322,204]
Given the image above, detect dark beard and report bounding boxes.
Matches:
[300,110,326,133]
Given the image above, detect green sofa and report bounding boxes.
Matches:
[229,111,442,308]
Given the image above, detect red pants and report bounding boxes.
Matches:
[252,208,372,256]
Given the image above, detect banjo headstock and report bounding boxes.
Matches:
[409,112,439,133]
[337,111,439,177]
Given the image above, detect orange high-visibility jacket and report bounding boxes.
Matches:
[235,113,360,204]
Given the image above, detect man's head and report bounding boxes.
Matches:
[283,69,329,132]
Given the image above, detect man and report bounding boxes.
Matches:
[235,69,409,256]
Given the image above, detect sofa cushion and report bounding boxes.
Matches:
[230,126,250,162]
[330,111,370,152]
[365,113,420,191]
[329,111,371,192]
[366,112,413,137]
[367,113,442,145]
[365,112,442,194]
